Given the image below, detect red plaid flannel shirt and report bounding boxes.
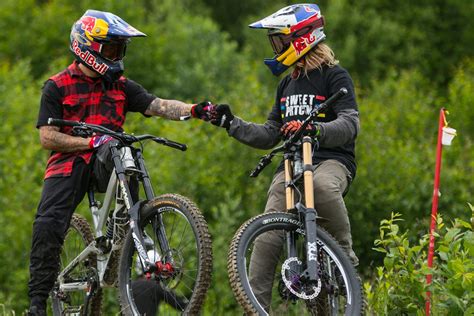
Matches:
[42,62,132,179]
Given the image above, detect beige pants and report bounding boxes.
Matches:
[248,159,358,310]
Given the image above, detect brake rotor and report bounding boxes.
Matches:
[281,257,322,300]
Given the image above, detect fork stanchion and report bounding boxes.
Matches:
[302,137,314,209]
[284,159,295,210]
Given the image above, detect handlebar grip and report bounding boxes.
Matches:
[153,137,187,151]
[47,118,81,127]
[249,168,262,178]
[166,141,187,151]
[250,156,272,177]
[318,87,348,111]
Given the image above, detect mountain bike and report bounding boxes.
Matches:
[46,118,213,315]
[227,88,364,315]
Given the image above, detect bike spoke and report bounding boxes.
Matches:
[228,213,363,315]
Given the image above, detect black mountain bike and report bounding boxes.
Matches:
[47,118,213,315]
[227,89,364,315]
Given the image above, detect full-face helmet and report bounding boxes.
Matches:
[70,10,146,81]
[249,4,326,76]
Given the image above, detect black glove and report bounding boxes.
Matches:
[280,120,320,139]
[210,104,234,129]
[191,101,214,121]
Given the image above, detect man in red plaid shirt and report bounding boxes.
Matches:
[28,10,213,315]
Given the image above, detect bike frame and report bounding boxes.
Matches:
[55,136,177,294]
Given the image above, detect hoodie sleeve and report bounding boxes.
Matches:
[224,76,290,149]
[227,117,282,150]
[317,67,359,147]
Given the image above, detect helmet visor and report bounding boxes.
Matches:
[100,41,128,61]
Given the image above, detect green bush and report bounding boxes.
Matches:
[346,60,474,267]
[365,207,474,315]
[0,0,472,314]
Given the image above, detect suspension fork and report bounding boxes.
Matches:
[110,146,155,271]
[301,136,319,281]
[135,150,155,200]
[135,150,173,265]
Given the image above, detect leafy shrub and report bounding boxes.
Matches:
[365,206,474,315]
[347,60,474,268]
[0,0,472,314]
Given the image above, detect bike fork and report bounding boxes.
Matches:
[128,200,173,276]
[301,136,319,281]
[115,147,175,276]
[111,146,154,272]
[136,150,174,272]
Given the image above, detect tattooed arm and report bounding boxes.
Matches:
[39,126,91,152]
[144,97,193,120]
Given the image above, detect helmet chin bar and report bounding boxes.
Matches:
[71,38,125,82]
[101,59,124,82]
[264,58,289,76]
[80,58,124,82]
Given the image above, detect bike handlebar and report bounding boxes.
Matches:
[151,136,187,151]
[249,151,278,177]
[48,118,81,127]
[249,87,348,177]
[47,118,187,151]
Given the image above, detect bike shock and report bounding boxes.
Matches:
[113,206,129,244]
[105,214,114,240]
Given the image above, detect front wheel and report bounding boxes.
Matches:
[228,212,364,315]
[118,194,213,315]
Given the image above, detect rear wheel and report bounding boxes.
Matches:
[228,212,363,315]
[118,194,213,315]
[50,214,102,316]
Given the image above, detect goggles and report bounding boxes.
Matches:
[100,40,129,61]
[268,16,325,55]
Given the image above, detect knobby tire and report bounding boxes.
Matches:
[50,213,102,316]
[118,193,212,315]
[228,212,364,315]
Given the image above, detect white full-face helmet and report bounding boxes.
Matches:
[249,4,326,76]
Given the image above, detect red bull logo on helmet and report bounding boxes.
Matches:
[79,16,109,40]
[72,39,109,75]
[292,32,316,56]
[80,16,96,32]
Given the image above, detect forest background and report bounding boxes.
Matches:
[0,0,472,314]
